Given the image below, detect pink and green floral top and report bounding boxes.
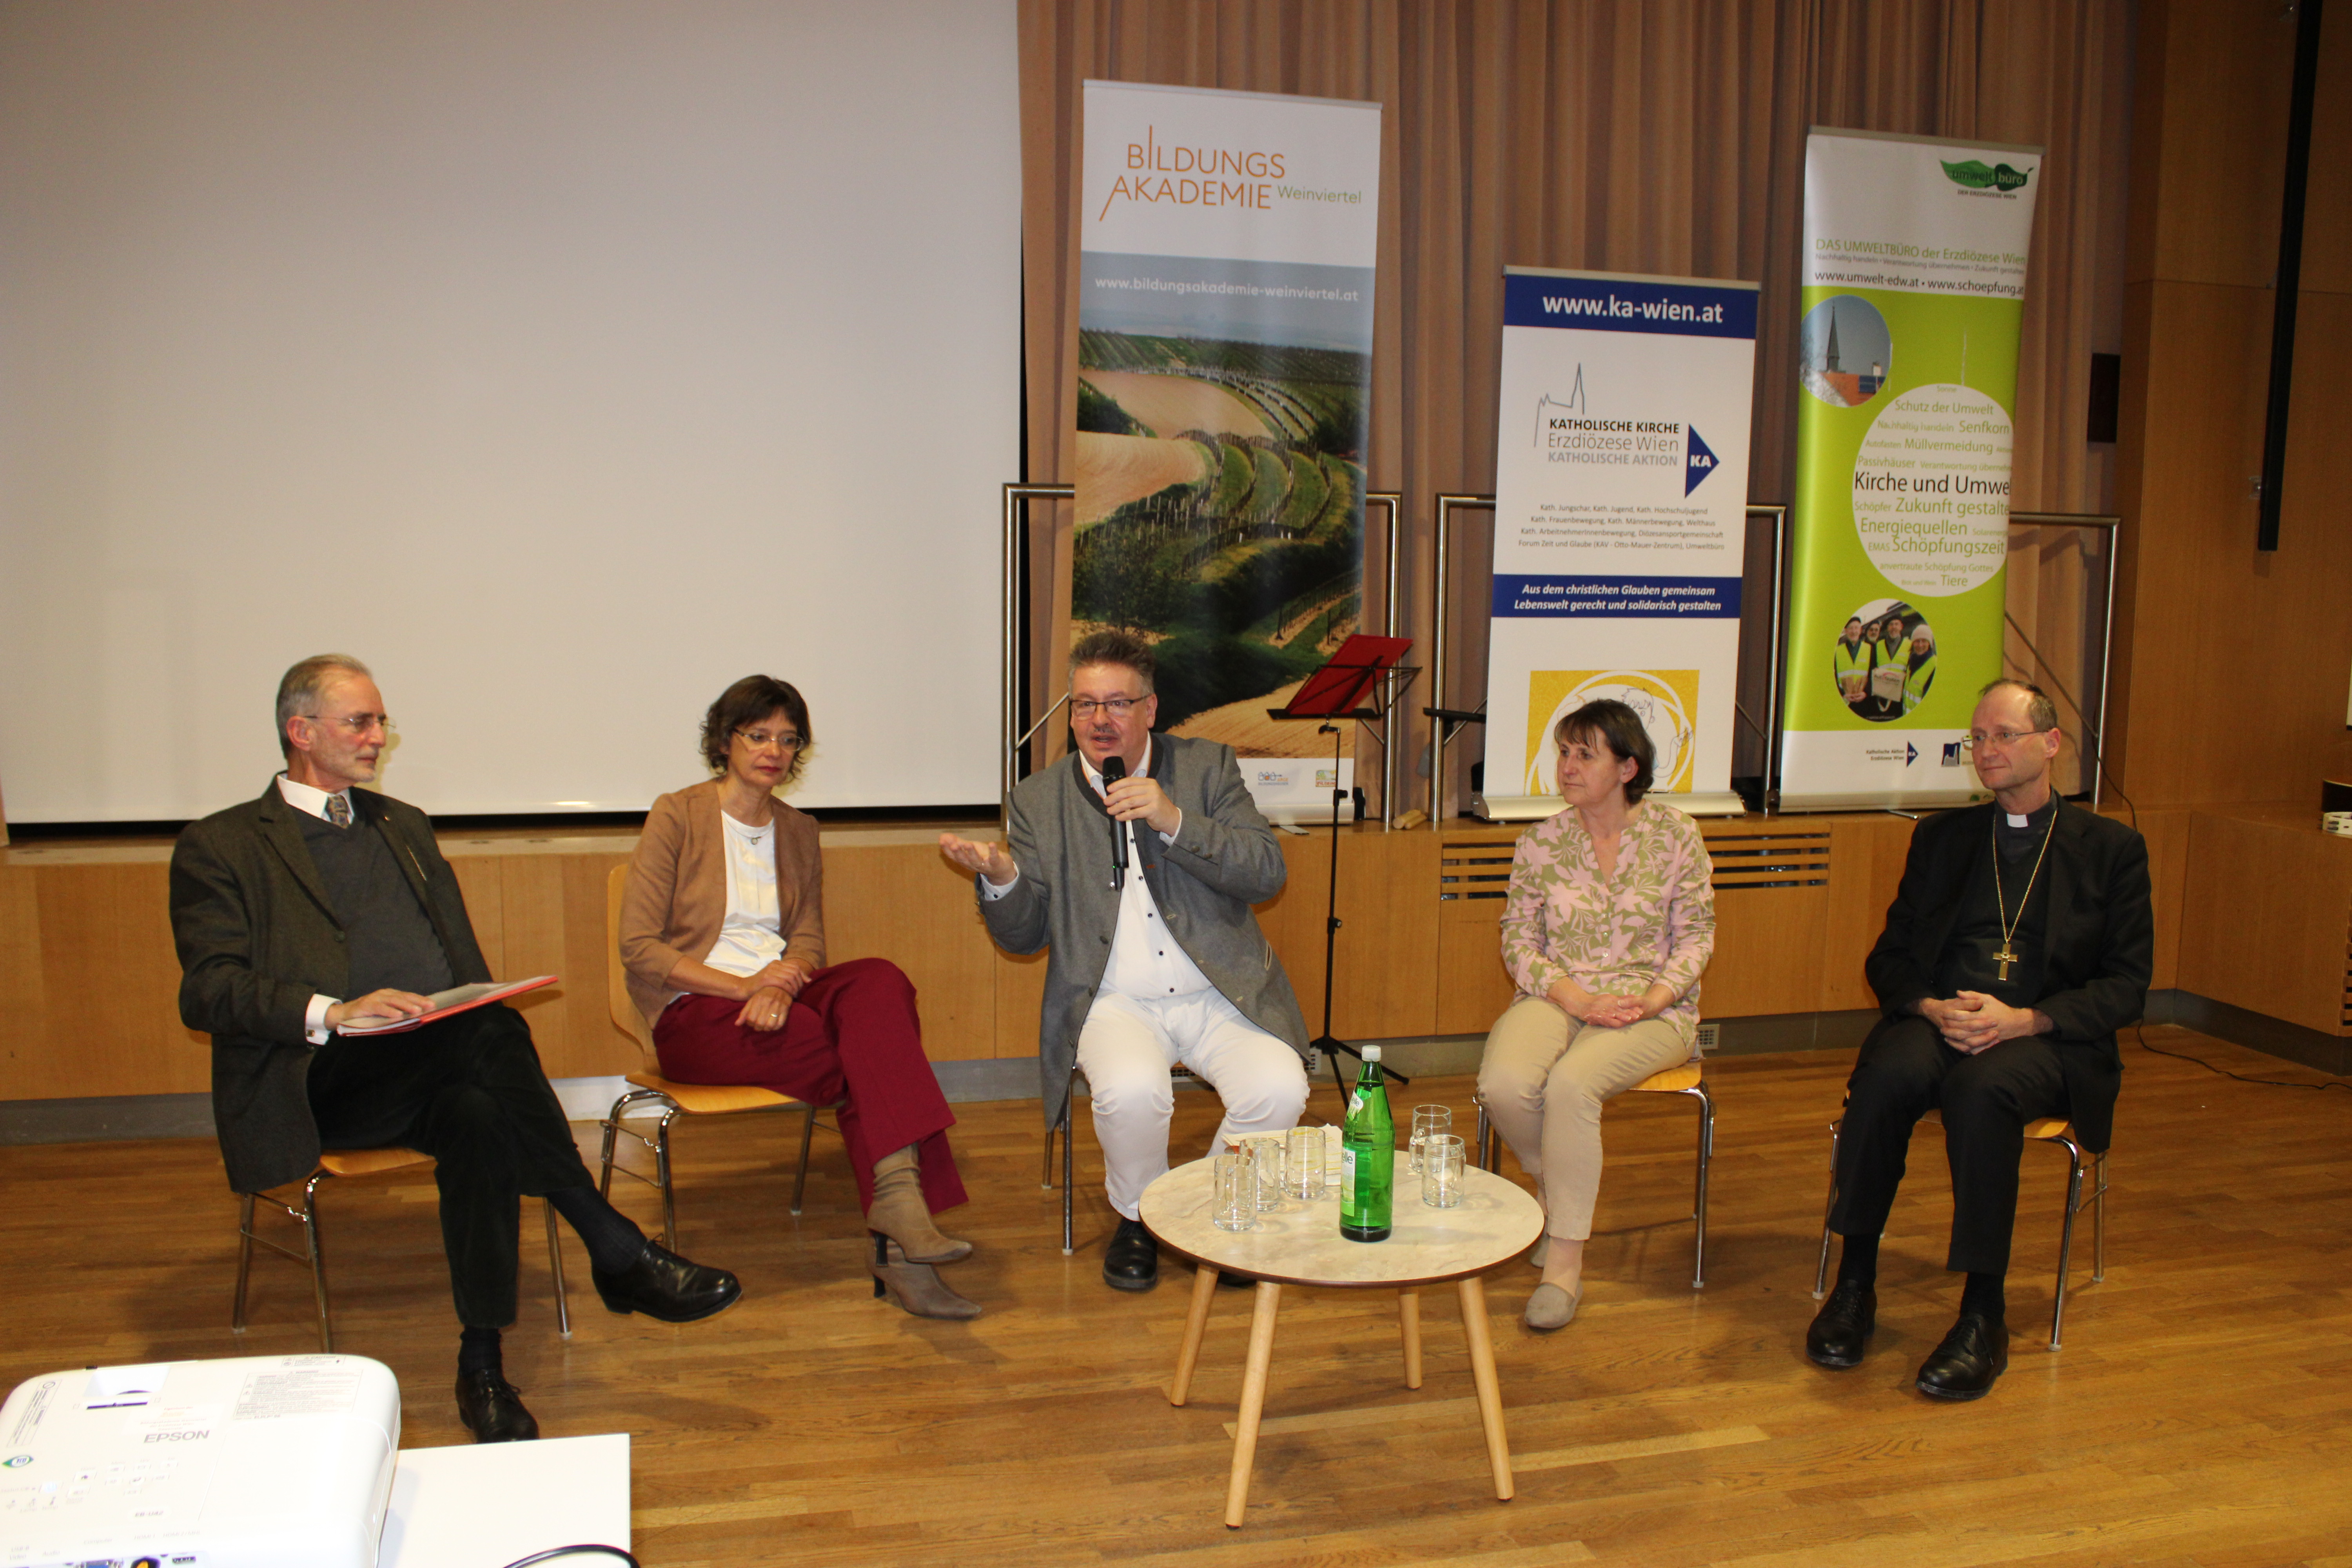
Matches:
[1499,801,1716,1045]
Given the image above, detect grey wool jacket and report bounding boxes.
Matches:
[977,735,1310,1125]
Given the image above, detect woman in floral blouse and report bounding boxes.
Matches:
[1478,699,1715,1330]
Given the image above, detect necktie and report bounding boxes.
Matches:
[325,794,352,829]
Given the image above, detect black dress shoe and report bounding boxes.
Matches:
[1805,1278,1877,1369]
[1916,1310,2009,1400]
[455,1370,539,1443]
[592,1240,742,1323]
[1103,1216,1158,1292]
[1216,1270,1254,1290]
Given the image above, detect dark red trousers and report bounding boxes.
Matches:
[652,956,965,1215]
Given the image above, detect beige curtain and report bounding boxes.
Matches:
[1020,0,2130,806]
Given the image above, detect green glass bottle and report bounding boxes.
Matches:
[1340,1045,1394,1242]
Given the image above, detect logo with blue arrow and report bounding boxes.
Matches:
[1685,427,1719,495]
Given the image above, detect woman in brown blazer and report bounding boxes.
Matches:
[619,675,978,1319]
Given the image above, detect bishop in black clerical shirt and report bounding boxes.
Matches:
[1803,679,2153,1401]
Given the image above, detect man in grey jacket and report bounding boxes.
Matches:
[942,631,1310,1291]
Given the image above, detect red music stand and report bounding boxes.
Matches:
[1267,634,1416,1097]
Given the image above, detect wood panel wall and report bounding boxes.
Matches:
[2108,0,2352,807]
[2176,807,2352,1036]
[2134,807,2191,994]
[0,799,2287,1105]
[0,814,1915,1103]
[2091,2,2352,1041]
[1426,816,1917,1035]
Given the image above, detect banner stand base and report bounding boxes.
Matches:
[1773,789,1986,815]
[1473,791,1749,822]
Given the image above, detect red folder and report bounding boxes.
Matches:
[335,975,559,1037]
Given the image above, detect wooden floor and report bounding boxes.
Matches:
[5,1026,2349,1567]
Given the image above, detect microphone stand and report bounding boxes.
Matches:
[1266,642,1419,1111]
[1306,713,1412,1107]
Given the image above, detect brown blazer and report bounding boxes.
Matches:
[619,779,826,1031]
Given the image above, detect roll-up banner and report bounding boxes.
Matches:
[1073,81,1381,818]
[1477,268,1758,821]
[1779,127,2042,810]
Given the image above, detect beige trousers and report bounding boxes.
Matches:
[1476,996,1693,1241]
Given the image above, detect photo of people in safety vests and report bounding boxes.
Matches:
[1833,599,1936,722]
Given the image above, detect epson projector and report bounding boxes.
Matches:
[0,1354,400,1568]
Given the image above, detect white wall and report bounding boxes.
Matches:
[0,0,1020,820]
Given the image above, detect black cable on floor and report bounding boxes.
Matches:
[498,1547,639,1568]
[2137,1023,2352,1094]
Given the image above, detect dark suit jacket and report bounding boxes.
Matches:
[169,781,493,1193]
[1863,796,2152,1151]
[978,736,1310,1125]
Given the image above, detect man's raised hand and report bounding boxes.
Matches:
[1103,774,1181,838]
[940,833,1018,887]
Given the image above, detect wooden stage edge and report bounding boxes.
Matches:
[3,1035,2349,1567]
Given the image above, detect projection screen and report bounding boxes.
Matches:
[0,0,1019,822]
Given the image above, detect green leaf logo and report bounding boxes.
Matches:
[1942,158,2030,191]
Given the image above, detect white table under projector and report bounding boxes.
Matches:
[0,1354,401,1568]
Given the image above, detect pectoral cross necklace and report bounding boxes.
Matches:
[1990,809,2058,981]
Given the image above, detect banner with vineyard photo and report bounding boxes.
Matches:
[1075,81,1380,815]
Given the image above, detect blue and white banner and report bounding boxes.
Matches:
[1477,267,1759,818]
[1492,573,1742,618]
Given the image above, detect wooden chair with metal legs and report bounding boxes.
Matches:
[1809,1107,2109,1350]
[1043,1073,1085,1256]
[598,864,842,1250]
[233,1147,570,1352]
[1472,1061,1717,1289]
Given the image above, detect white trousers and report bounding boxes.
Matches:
[1076,989,1310,1220]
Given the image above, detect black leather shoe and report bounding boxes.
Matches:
[1103,1216,1158,1292]
[1216,1270,1254,1290]
[1916,1310,2008,1400]
[455,1370,539,1443]
[592,1240,742,1323]
[1805,1278,1877,1369]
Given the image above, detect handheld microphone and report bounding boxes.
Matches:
[1100,754,1129,889]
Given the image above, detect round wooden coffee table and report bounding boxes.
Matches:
[1138,1156,1544,1526]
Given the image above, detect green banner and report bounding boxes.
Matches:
[1781,129,2043,809]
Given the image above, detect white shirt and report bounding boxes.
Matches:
[275,773,358,1045]
[703,810,788,977]
[276,772,353,825]
[982,740,1211,1000]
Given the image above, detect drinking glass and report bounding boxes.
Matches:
[1284,1125,1325,1199]
[1420,1134,1467,1208]
[1410,1105,1452,1174]
[1211,1150,1259,1231]
[1241,1133,1286,1209]
[1321,1125,1345,1197]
